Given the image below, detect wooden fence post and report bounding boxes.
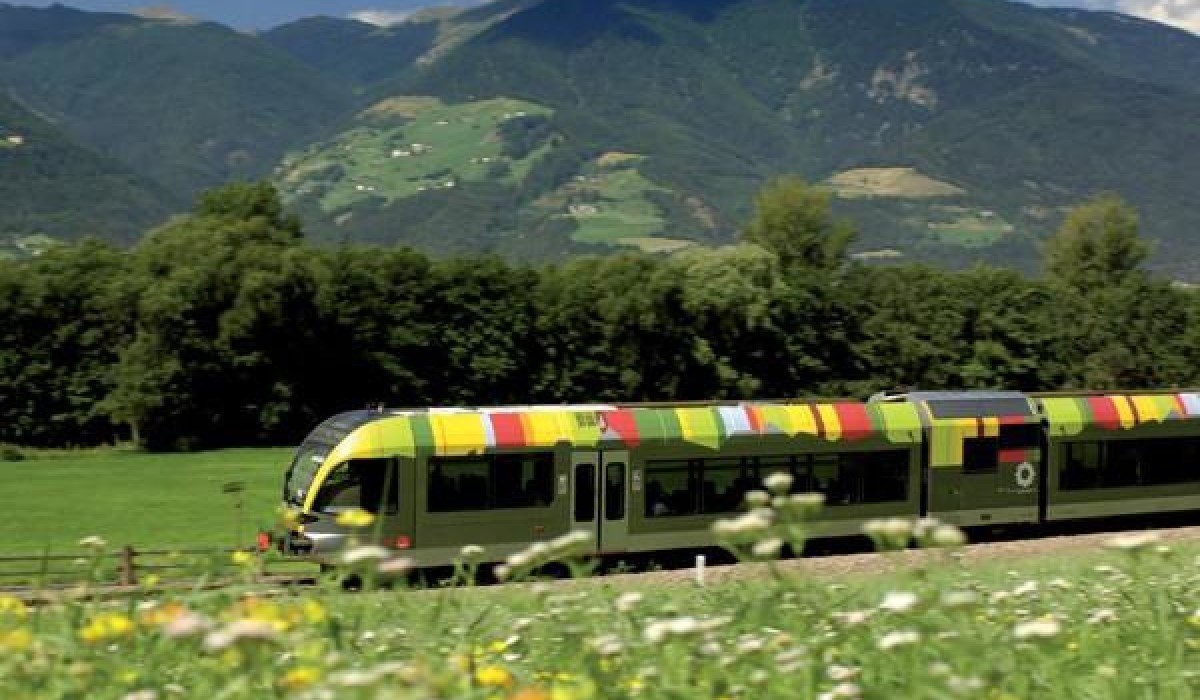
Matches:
[119,546,137,586]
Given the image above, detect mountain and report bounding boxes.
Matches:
[1,0,1198,276]
[0,3,355,198]
[267,0,1200,274]
[0,89,171,256]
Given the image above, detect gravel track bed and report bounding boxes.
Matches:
[593,525,1200,588]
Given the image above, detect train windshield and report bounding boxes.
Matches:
[284,443,329,506]
[283,410,383,506]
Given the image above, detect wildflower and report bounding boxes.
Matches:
[1012,581,1039,597]
[877,629,920,650]
[590,634,624,656]
[231,550,254,566]
[460,544,485,559]
[752,537,784,559]
[122,691,158,700]
[739,489,768,509]
[475,665,514,689]
[879,591,919,613]
[827,665,860,681]
[1095,665,1118,678]
[0,594,27,619]
[1013,618,1061,640]
[78,535,107,549]
[1105,531,1160,551]
[378,557,414,577]
[79,612,136,644]
[339,545,391,566]
[643,616,704,643]
[863,518,912,550]
[928,524,966,548]
[163,611,213,639]
[817,682,862,700]
[615,591,643,612]
[138,601,188,627]
[763,472,794,495]
[334,508,376,528]
[831,610,873,627]
[279,666,321,691]
[712,510,772,538]
[940,591,978,607]
[0,627,32,652]
[1087,609,1119,624]
[203,619,280,651]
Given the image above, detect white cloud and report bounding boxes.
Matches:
[1033,0,1200,33]
[1113,0,1200,33]
[348,9,413,26]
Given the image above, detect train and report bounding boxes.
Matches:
[263,389,1200,567]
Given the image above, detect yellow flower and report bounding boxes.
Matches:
[277,505,302,529]
[79,612,135,644]
[139,602,187,627]
[231,550,254,566]
[0,594,26,619]
[476,666,515,689]
[0,627,32,652]
[300,599,326,625]
[279,666,321,691]
[335,508,376,528]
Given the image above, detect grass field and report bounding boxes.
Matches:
[0,448,291,554]
[276,96,553,213]
[533,153,678,248]
[0,483,1196,699]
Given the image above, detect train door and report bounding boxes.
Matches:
[570,451,630,553]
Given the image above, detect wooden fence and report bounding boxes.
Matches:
[0,546,318,594]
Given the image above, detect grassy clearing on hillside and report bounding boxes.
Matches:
[276,97,553,213]
[827,167,965,199]
[535,154,673,246]
[927,209,1015,248]
[0,448,291,553]
[0,506,1196,699]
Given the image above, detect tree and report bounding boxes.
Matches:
[740,176,855,270]
[1042,192,1149,291]
[103,182,313,449]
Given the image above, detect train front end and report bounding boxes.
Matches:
[262,409,405,562]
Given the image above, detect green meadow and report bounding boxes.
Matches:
[0,494,1197,699]
[0,448,291,554]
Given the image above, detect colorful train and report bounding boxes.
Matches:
[266,390,1200,566]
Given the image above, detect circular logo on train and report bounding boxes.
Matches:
[1015,461,1037,490]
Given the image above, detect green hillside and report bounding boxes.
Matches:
[1,0,1199,273]
[0,8,355,198]
[0,91,172,255]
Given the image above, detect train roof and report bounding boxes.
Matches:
[317,400,927,464]
[1036,391,1200,436]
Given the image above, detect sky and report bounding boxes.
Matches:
[5,0,1199,33]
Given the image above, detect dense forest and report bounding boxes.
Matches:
[1,179,1195,452]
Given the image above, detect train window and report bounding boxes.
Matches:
[605,462,625,520]
[428,453,555,512]
[962,438,999,474]
[645,460,698,517]
[999,423,1041,449]
[313,459,398,515]
[1062,438,1200,491]
[700,458,757,514]
[841,451,909,503]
